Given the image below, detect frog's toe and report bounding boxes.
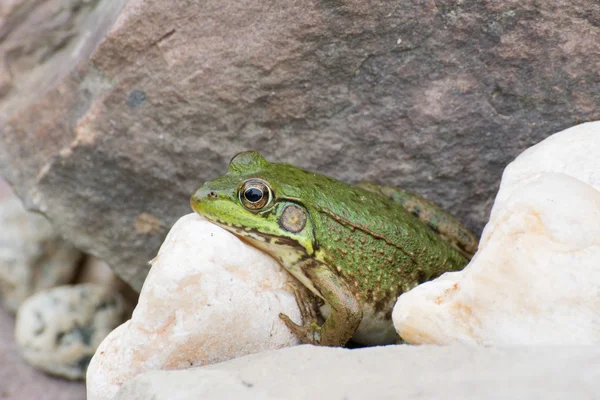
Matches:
[279,312,322,344]
[281,283,323,344]
[293,286,318,321]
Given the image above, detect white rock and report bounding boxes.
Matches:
[494,121,600,205]
[115,345,600,400]
[0,194,83,313]
[15,283,129,380]
[393,121,600,345]
[86,214,303,400]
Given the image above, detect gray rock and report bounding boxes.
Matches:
[1,1,599,290]
[14,283,130,380]
[0,192,83,313]
[116,345,600,400]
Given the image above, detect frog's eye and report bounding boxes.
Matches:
[240,180,272,210]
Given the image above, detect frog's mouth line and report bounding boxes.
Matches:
[202,214,305,250]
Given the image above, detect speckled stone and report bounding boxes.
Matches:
[14,283,130,380]
[0,193,83,313]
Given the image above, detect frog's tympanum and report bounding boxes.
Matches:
[191,151,478,346]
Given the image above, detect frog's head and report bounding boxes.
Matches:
[190,151,316,257]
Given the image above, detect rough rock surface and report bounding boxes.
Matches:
[115,345,600,400]
[15,283,130,380]
[1,1,600,290]
[0,306,86,400]
[393,122,600,345]
[0,186,83,313]
[86,214,303,400]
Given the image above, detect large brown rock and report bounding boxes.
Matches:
[0,0,599,290]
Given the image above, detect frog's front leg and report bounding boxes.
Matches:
[279,261,362,346]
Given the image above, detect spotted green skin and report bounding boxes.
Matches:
[191,151,476,346]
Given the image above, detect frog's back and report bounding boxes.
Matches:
[264,164,468,300]
[314,183,466,297]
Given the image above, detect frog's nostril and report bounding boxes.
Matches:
[191,187,218,204]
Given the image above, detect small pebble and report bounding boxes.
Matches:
[15,284,130,380]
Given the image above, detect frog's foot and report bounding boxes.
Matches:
[279,313,322,344]
[279,284,322,344]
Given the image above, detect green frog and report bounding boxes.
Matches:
[190,151,477,346]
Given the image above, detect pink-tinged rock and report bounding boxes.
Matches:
[393,122,600,345]
[86,214,303,400]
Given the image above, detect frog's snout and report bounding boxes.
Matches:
[192,185,219,201]
[190,185,219,212]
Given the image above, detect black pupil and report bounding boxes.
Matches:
[245,187,263,203]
